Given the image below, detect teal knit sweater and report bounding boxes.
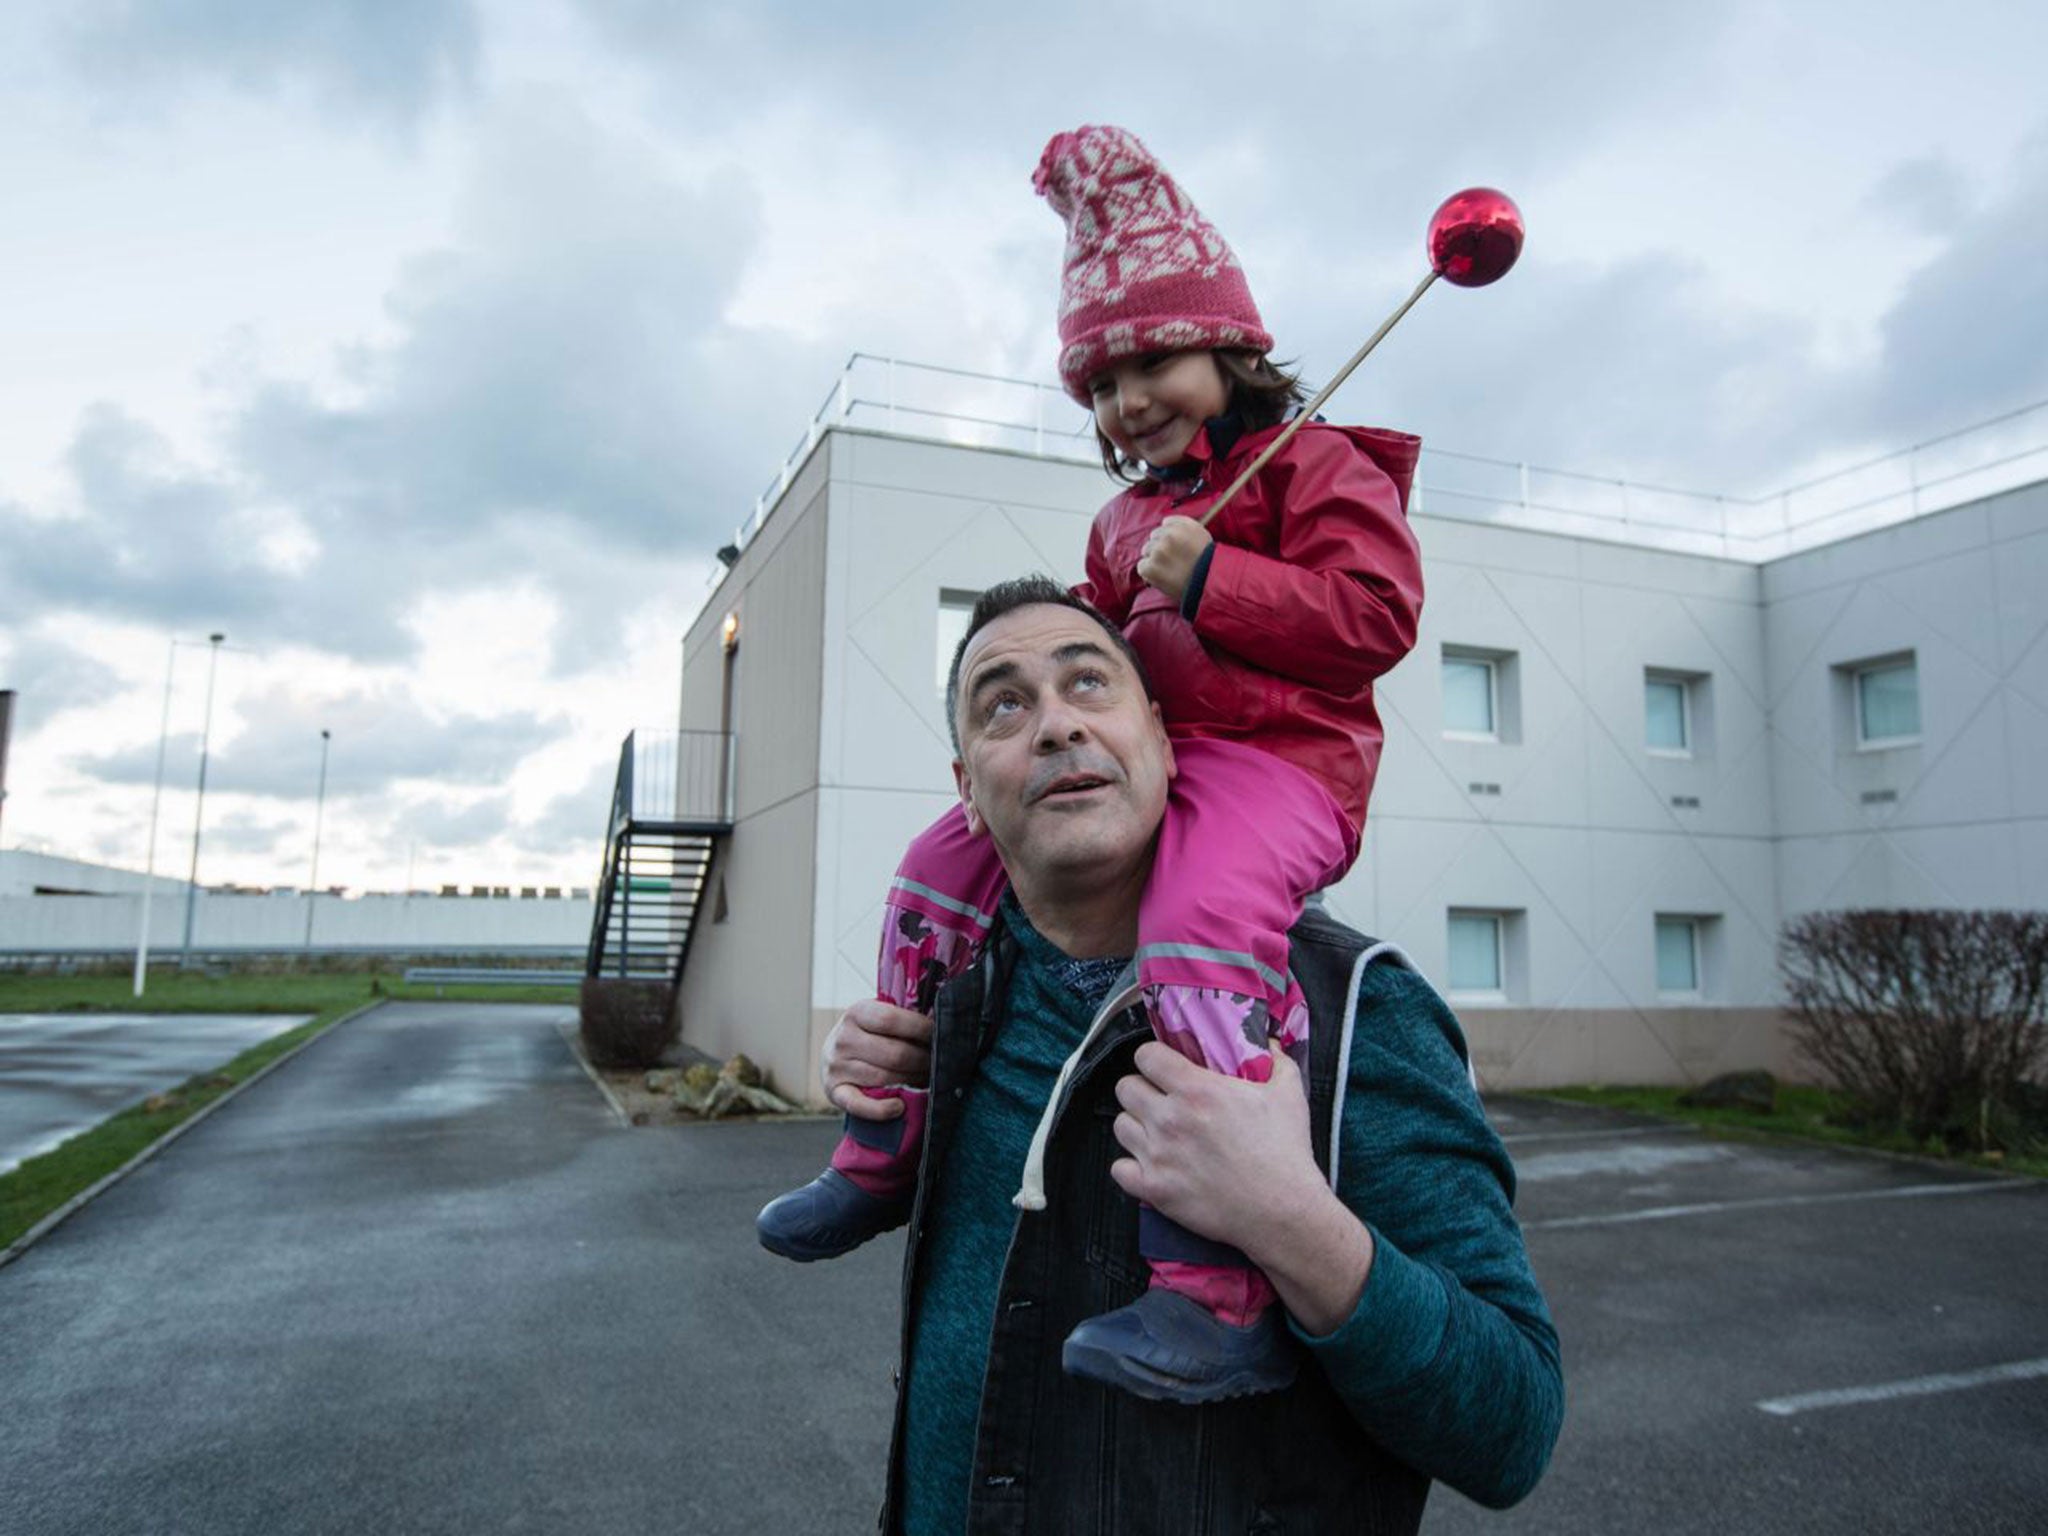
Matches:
[903,905,1564,1533]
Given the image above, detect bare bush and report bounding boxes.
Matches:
[1779,910,2048,1147]
[578,977,678,1069]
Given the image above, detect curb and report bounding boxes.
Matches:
[555,1019,632,1128]
[0,999,387,1273]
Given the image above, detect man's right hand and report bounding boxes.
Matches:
[822,999,935,1119]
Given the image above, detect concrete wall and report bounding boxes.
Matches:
[1764,480,2048,916]
[0,850,188,898]
[683,423,2047,1095]
[672,442,833,1101]
[0,888,592,955]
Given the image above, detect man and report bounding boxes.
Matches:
[823,576,1561,1533]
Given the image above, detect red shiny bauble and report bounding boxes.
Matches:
[1427,188,1524,288]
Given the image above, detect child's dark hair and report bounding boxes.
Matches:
[1096,350,1309,483]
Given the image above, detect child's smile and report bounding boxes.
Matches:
[1090,351,1230,469]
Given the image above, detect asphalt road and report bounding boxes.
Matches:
[0,1011,311,1173]
[2,1001,2043,1534]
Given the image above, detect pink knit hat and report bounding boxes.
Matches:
[1034,124,1273,404]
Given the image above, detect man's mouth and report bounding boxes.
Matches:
[1032,772,1112,804]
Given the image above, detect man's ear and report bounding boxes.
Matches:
[953,759,987,837]
[1151,702,1177,780]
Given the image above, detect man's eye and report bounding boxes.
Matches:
[1072,671,1106,693]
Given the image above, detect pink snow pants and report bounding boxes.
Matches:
[831,738,1356,1324]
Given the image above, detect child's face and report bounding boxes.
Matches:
[1088,351,1230,469]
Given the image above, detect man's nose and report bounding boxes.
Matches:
[1034,694,1089,748]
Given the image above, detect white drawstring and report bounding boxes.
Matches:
[1013,973,1142,1211]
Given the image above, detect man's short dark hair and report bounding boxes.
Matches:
[944,575,1153,754]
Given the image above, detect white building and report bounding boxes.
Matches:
[659,359,2047,1101]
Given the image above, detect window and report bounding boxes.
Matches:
[1443,655,1498,738]
[1654,915,1701,995]
[1645,674,1689,753]
[1856,655,1920,747]
[936,589,980,694]
[1447,911,1504,994]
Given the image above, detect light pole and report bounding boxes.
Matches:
[179,633,226,969]
[304,728,330,954]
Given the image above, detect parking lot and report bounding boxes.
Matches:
[1,1002,2042,1533]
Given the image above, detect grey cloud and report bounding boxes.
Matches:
[4,99,817,671]
[203,811,295,859]
[72,688,569,801]
[391,794,515,850]
[1863,156,1970,237]
[1857,132,2048,441]
[0,633,127,720]
[510,757,615,858]
[62,0,479,135]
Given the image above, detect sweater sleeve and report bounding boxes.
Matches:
[1191,430,1422,694]
[1291,963,1564,1509]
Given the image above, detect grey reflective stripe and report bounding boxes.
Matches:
[1133,942,1288,996]
[889,876,995,929]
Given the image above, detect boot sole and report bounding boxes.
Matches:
[1062,1337,1298,1404]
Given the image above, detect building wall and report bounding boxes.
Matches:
[672,442,833,1099]
[689,425,2046,1098]
[1764,480,2048,916]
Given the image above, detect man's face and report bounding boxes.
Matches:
[951,603,1175,895]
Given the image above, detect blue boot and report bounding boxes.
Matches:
[756,1169,912,1262]
[1062,1289,1298,1403]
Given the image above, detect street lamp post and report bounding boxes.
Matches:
[178,633,226,969]
[304,728,330,954]
[132,643,180,997]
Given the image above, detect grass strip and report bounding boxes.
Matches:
[1540,1083,2048,1181]
[0,970,583,1250]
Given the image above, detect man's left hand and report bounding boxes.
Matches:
[1135,515,1212,603]
[1108,1041,1321,1257]
[1109,1040,1376,1336]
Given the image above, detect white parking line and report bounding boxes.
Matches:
[1758,1357,2048,1417]
[1527,1178,2031,1230]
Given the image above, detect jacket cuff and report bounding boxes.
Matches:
[1290,1224,1452,1394]
[1178,542,1217,621]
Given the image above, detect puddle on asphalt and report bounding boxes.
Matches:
[1514,1142,1734,1181]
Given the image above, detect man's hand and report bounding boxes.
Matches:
[1135,515,1212,604]
[822,998,934,1120]
[1109,1041,1375,1336]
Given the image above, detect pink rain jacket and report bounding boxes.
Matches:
[1076,418,1424,835]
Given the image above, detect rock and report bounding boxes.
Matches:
[645,1069,683,1094]
[721,1054,764,1088]
[1678,1070,1777,1113]
[142,1093,184,1114]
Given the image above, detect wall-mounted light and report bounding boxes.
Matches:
[721,612,740,653]
[715,543,740,569]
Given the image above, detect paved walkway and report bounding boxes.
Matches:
[2,1002,2043,1534]
[0,1011,310,1173]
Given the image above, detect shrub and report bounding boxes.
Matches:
[578,977,678,1069]
[1779,910,2048,1150]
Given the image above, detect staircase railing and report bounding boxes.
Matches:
[586,728,735,978]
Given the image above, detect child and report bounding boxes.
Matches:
[758,124,1423,1404]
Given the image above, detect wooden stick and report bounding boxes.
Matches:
[1197,268,1440,529]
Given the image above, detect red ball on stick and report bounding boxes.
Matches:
[1428,187,1524,288]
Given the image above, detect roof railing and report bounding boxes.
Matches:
[720,354,2048,565]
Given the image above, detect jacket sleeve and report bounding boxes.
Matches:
[1072,504,1135,626]
[1192,430,1422,693]
[1293,964,1564,1509]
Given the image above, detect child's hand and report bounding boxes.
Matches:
[1136,515,1212,604]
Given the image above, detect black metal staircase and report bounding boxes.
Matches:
[586,729,733,983]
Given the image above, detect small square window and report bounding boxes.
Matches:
[936,589,980,694]
[1856,656,1920,747]
[1645,675,1689,754]
[1655,916,1700,995]
[1447,911,1504,993]
[1443,656,1497,738]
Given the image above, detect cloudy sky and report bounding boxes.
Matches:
[2,0,2043,897]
